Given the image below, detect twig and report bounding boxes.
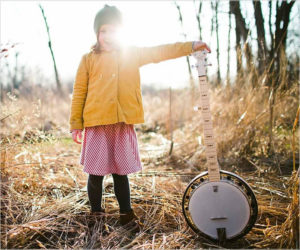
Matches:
[65,167,79,190]
[292,106,299,172]
[0,109,21,122]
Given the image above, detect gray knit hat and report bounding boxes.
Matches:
[93,5,122,34]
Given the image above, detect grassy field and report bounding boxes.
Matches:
[0,81,299,248]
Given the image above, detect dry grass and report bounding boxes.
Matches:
[0,78,299,248]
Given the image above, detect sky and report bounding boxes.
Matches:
[1,0,299,89]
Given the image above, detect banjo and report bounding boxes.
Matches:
[182,50,258,243]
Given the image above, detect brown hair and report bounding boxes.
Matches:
[90,35,102,54]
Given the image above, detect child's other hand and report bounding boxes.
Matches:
[192,41,211,53]
[71,129,83,144]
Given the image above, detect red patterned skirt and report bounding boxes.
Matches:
[79,122,142,176]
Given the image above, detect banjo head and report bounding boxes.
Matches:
[182,170,258,242]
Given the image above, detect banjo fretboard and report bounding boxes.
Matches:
[198,76,220,182]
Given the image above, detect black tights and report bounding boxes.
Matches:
[87,174,132,213]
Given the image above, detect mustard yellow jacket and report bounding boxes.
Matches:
[69,41,194,132]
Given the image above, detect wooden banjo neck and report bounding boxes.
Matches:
[194,50,220,182]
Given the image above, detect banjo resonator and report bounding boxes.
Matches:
[182,50,258,243]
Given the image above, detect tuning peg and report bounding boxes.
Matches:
[205,63,212,67]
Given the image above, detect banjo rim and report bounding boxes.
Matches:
[182,170,258,242]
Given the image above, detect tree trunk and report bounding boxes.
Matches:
[230,1,243,80]
[194,0,203,40]
[13,51,19,90]
[168,87,174,155]
[0,81,3,102]
[273,0,295,88]
[39,4,63,96]
[174,2,193,80]
[268,0,274,72]
[214,0,221,85]
[253,0,267,74]
[230,1,253,77]
[274,0,295,54]
[227,4,232,86]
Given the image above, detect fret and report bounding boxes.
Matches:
[208,170,220,175]
[199,80,207,85]
[209,169,219,173]
[201,112,212,120]
[207,155,218,162]
[203,128,214,134]
[206,145,217,154]
[206,150,216,156]
[209,176,220,182]
[199,85,207,91]
[203,135,215,142]
[205,148,217,156]
[204,133,214,140]
[200,92,210,99]
[200,91,210,97]
[203,118,212,124]
[208,163,219,169]
[199,89,209,95]
[203,138,216,146]
[200,98,210,106]
[203,122,213,131]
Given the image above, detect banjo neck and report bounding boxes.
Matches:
[194,51,220,182]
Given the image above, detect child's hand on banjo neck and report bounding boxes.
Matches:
[193,41,211,53]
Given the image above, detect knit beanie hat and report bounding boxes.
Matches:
[93,5,122,35]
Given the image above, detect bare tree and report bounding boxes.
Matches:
[193,0,203,40]
[212,0,221,85]
[227,3,232,86]
[253,0,267,74]
[174,1,196,107]
[230,1,253,78]
[230,1,242,79]
[12,51,20,90]
[273,0,295,87]
[39,4,63,95]
[267,0,295,152]
[168,87,174,155]
[174,1,193,78]
[268,1,274,64]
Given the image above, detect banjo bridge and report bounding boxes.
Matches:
[210,217,228,220]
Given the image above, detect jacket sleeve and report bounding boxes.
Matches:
[69,54,89,131]
[137,41,193,67]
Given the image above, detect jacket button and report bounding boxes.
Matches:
[112,73,116,78]
[99,74,102,79]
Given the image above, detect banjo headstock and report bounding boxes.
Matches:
[192,50,210,77]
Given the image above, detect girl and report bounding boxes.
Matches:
[69,5,211,229]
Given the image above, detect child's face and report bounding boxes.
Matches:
[98,24,119,51]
